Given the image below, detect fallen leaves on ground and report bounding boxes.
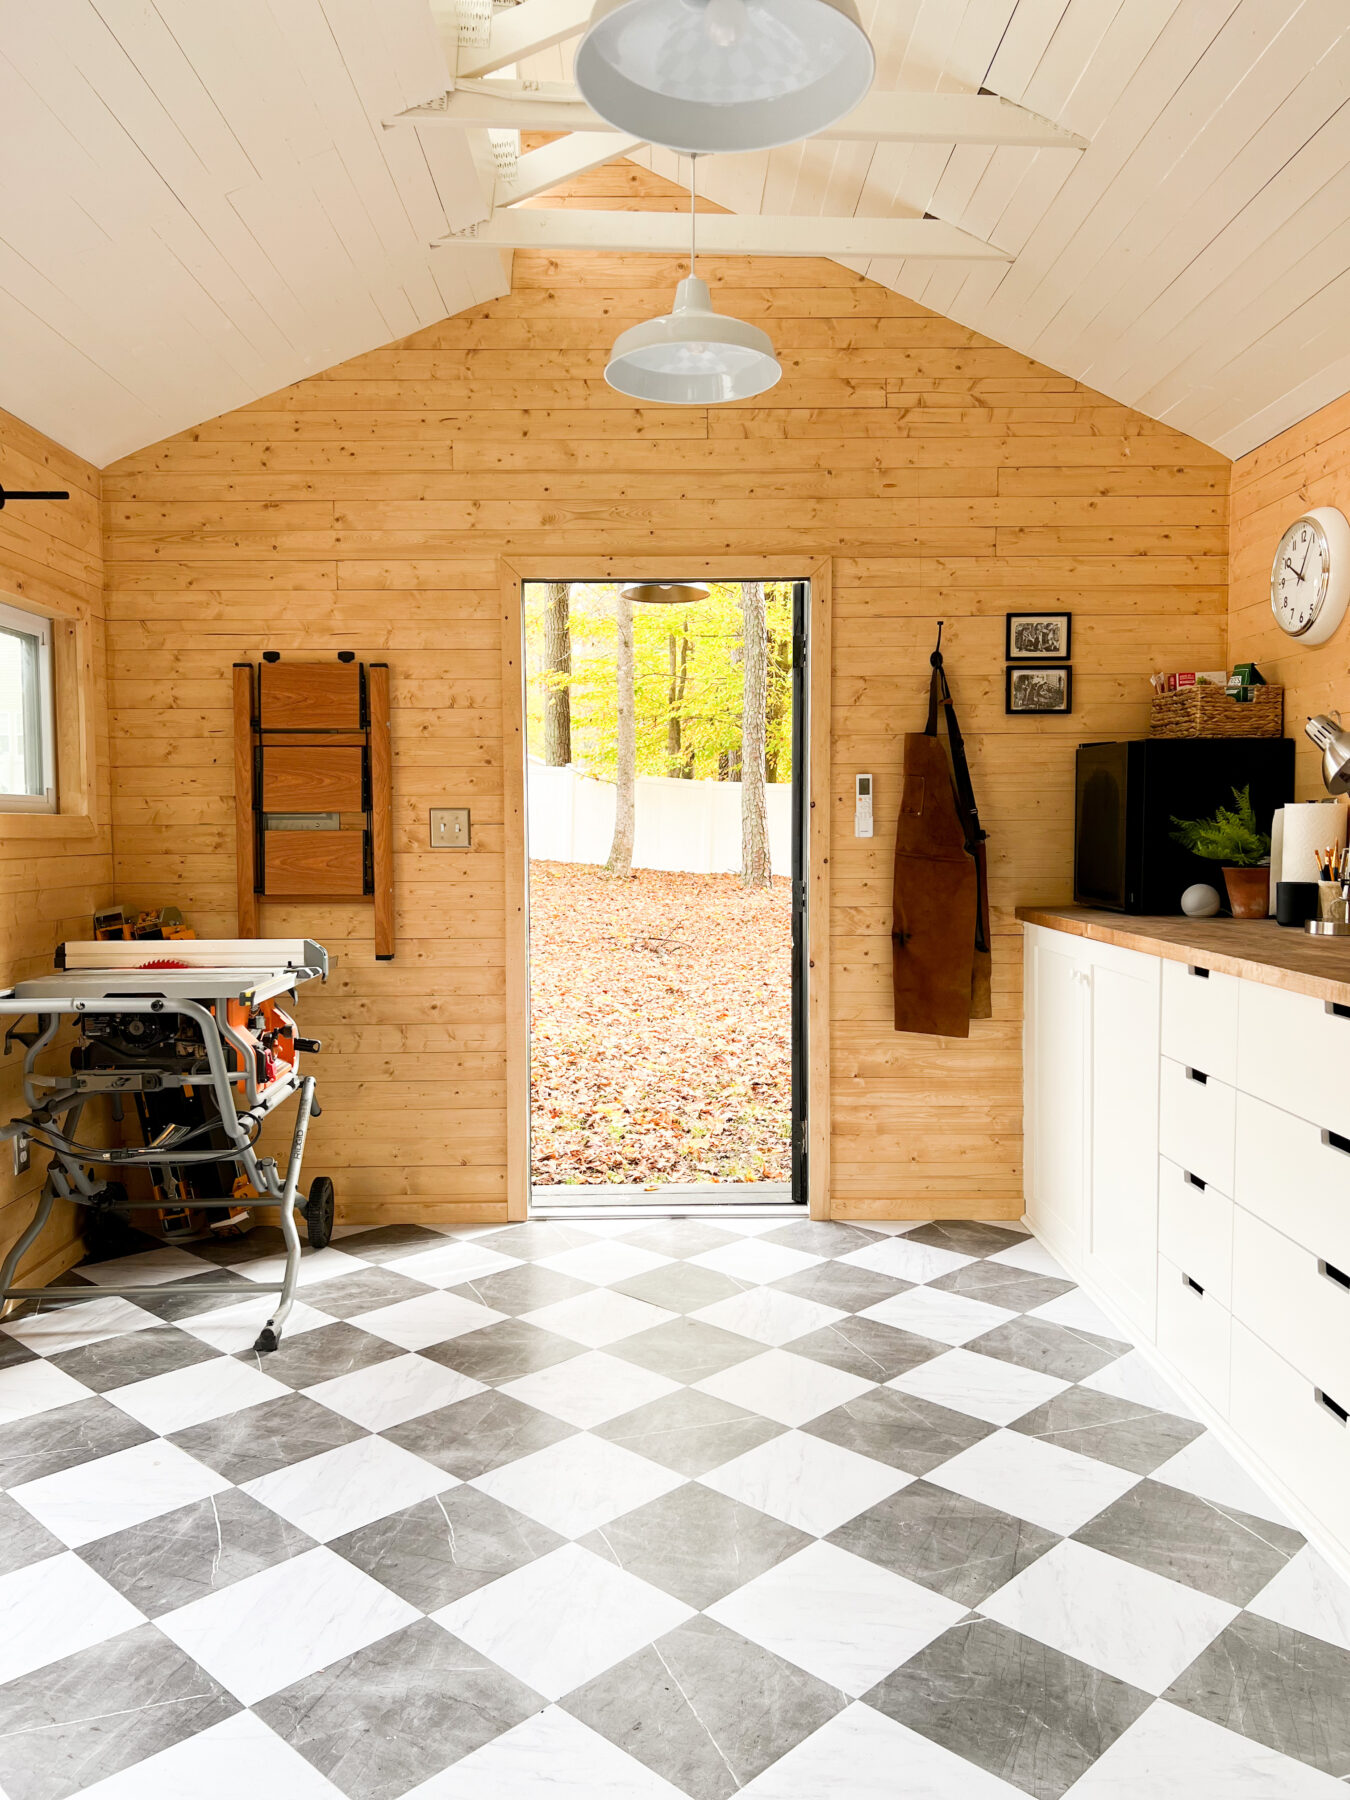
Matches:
[529,861,792,1186]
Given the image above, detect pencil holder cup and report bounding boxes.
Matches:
[1317,881,1348,924]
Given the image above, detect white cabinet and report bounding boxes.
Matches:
[1023,926,1159,1334]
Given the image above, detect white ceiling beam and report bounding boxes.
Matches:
[396,80,1088,150]
[453,0,592,79]
[439,209,1011,260]
[496,131,644,206]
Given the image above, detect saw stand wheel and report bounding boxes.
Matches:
[303,1175,335,1250]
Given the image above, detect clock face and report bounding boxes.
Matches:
[1271,516,1331,637]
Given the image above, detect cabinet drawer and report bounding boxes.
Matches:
[1158,1157,1232,1307]
[1237,980,1350,1137]
[1161,960,1239,1085]
[1230,1322,1350,1548]
[1232,1208,1350,1398]
[1156,1253,1231,1414]
[1158,1055,1236,1194]
[1237,1094,1350,1274]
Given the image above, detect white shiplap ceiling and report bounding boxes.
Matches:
[0,0,508,466]
[518,0,1350,460]
[4,0,1350,464]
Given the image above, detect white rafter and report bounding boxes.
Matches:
[440,208,1011,260]
[496,131,644,207]
[395,80,1089,150]
[450,0,592,78]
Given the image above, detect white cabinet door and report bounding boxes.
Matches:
[1085,941,1162,1337]
[1023,926,1091,1265]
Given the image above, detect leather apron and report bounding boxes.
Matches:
[891,653,991,1037]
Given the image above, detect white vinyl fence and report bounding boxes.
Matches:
[528,758,793,877]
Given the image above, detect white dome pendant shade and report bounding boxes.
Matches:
[576,0,875,154]
[619,580,711,604]
[605,157,782,404]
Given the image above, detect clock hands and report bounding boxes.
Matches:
[1298,537,1315,581]
[1284,555,1306,584]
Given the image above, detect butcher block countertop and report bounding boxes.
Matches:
[1016,905,1350,1009]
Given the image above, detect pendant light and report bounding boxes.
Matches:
[605,157,781,405]
[619,580,711,605]
[577,0,875,154]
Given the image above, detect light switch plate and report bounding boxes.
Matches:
[430,807,470,849]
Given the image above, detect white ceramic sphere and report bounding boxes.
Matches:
[1180,883,1222,918]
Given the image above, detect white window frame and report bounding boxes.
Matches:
[0,597,56,813]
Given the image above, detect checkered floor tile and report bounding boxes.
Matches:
[2,1215,1348,1798]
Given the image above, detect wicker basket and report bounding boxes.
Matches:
[1150,684,1284,739]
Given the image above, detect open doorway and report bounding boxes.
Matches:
[521,578,809,1210]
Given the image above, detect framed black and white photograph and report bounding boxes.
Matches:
[1006,664,1072,715]
[1005,610,1072,661]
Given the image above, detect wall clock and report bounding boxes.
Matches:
[1271,505,1350,644]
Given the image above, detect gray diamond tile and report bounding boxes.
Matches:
[930,1259,1074,1314]
[1165,1613,1350,1777]
[231,1320,403,1390]
[758,1221,883,1256]
[970,1316,1128,1383]
[78,1488,316,1616]
[805,1385,993,1475]
[168,1392,366,1484]
[257,1616,542,1800]
[609,1317,763,1382]
[866,1616,1151,1799]
[418,1319,582,1384]
[828,1477,1058,1609]
[1011,1386,1204,1475]
[293,1267,433,1320]
[476,1222,600,1260]
[337,1224,451,1263]
[906,1222,1030,1258]
[0,1396,152,1487]
[446,1263,594,1316]
[581,1481,810,1610]
[593,1387,784,1477]
[331,1487,563,1611]
[1074,1479,1305,1608]
[770,1260,910,1314]
[382,1388,576,1479]
[618,1220,740,1259]
[612,1262,744,1315]
[0,1490,64,1578]
[0,1622,237,1800]
[564,1613,844,1799]
[788,1316,947,1382]
[46,1326,221,1393]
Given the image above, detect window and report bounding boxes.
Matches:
[0,599,55,812]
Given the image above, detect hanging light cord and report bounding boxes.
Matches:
[689,153,699,279]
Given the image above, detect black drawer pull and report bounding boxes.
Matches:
[1187,965,1210,979]
[1322,1128,1350,1156]
[1183,1171,1207,1191]
[1185,1067,1209,1085]
[1316,1388,1349,1425]
[1319,1259,1350,1292]
[1327,1002,1350,1020]
[1183,1273,1204,1296]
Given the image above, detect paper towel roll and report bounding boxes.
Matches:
[1270,808,1284,887]
[1279,800,1348,883]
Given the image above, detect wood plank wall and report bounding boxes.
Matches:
[102,160,1230,1223]
[0,408,110,1289]
[1230,392,1350,796]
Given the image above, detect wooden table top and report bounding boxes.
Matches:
[1015,905,1350,1007]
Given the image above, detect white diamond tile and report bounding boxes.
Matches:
[0,1551,144,1684]
[72,1710,348,1798]
[500,1349,680,1429]
[1028,1289,1126,1340]
[176,1298,333,1355]
[401,1707,689,1799]
[860,1286,1017,1347]
[1080,1350,1198,1420]
[888,1348,1069,1426]
[383,1242,523,1288]
[157,1545,419,1706]
[694,1348,875,1427]
[0,1357,95,1424]
[521,1287,677,1348]
[1,1295,161,1354]
[707,1540,965,1695]
[690,1286,846,1347]
[837,1238,975,1284]
[737,1702,1026,1799]
[76,1247,218,1288]
[929,1429,1139,1537]
[10,1439,230,1549]
[347,1290,506,1351]
[237,1248,367,1288]
[689,1240,824,1285]
[1249,1547,1350,1656]
[471,1431,683,1537]
[432,1544,693,1701]
[1150,1432,1296,1528]
[1063,1699,1347,1797]
[304,1353,486,1431]
[700,1429,911,1537]
[979,1537,1237,1694]
[535,1242,674,1287]
[106,1356,289,1435]
[985,1237,1069,1280]
[243,1433,456,1541]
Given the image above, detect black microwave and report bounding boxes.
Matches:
[1074,738,1295,914]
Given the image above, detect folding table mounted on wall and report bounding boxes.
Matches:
[233,656,394,959]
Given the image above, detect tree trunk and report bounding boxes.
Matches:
[607,591,636,877]
[667,624,694,776]
[542,581,571,767]
[740,580,771,887]
[764,600,793,784]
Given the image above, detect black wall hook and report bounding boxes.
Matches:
[0,485,70,511]
[930,621,945,667]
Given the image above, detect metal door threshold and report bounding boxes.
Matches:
[531,1179,797,1218]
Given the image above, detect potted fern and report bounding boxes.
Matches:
[1169,785,1271,918]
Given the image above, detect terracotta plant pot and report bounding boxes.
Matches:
[1222,865,1270,919]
